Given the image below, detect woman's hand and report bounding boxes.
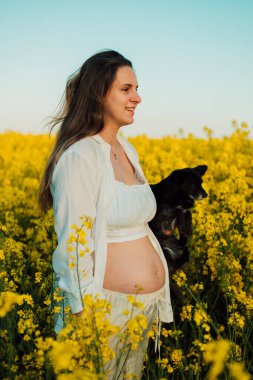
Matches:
[73,310,84,317]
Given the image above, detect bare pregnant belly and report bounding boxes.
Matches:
[103,235,165,294]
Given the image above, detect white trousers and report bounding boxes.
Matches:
[102,284,166,380]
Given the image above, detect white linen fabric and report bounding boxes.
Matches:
[50,131,174,333]
[106,178,157,242]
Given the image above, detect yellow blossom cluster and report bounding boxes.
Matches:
[203,339,251,380]
[67,216,94,271]
[0,291,24,317]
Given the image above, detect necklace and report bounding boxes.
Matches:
[111,141,118,160]
[110,141,140,183]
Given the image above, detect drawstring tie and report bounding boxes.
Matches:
[150,291,167,360]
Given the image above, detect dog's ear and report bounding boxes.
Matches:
[193,165,208,176]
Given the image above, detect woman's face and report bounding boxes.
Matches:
[103,65,141,128]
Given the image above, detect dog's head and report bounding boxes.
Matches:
[149,165,208,237]
[163,164,208,205]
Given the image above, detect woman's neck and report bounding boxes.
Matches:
[98,126,120,146]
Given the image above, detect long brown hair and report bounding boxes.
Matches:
[38,49,132,212]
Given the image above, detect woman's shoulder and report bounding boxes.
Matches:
[58,134,106,167]
[53,135,104,176]
[67,135,100,158]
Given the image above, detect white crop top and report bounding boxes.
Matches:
[106,172,157,243]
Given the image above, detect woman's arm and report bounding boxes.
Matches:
[51,148,99,315]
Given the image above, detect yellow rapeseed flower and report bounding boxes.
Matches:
[35,271,42,283]
[203,339,231,380]
[193,305,209,326]
[50,340,76,373]
[228,362,251,380]
[180,304,193,321]
[58,369,104,379]
[171,349,183,366]
[0,249,5,260]
[0,291,24,317]
[228,312,245,329]
[173,270,187,287]
[126,295,145,310]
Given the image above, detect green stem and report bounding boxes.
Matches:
[181,280,222,338]
[75,234,84,309]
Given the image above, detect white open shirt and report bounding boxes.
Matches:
[50,131,173,333]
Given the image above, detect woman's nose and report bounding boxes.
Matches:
[132,92,142,104]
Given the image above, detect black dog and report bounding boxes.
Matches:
[149,165,208,275]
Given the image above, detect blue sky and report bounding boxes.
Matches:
[0,0,252,138]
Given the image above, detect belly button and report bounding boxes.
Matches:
[155,266,165,276]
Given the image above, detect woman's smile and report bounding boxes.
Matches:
[126,107,135,116]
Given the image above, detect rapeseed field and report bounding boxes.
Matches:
[0,122,252,379]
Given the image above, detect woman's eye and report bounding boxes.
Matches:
[122,88,128,92]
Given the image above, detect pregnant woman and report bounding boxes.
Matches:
[39,49,173,379]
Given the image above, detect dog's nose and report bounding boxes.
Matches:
[197,191,208,200]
